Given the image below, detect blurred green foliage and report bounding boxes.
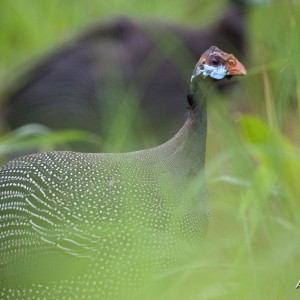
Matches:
[0,0,300,299]
[0,0,227,80]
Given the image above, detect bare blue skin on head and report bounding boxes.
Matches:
[191,64,228,81]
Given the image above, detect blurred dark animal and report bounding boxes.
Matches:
[1,0,247,152]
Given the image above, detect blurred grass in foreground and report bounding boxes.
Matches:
[163,116,300,300]
[0,0,300,299]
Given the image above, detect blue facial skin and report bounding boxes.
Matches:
[191,64,228,81]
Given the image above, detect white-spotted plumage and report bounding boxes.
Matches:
[0,134,209,299]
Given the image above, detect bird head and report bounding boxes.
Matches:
[191,46,246,81]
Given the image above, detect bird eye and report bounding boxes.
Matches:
[209,56,221,66]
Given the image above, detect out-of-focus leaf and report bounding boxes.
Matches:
[0,124,102,156]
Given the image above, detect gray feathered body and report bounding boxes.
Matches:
[0,103,209,299]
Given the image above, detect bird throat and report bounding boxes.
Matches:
[188,75,210,111]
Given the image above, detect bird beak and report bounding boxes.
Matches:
[226,60,247,76]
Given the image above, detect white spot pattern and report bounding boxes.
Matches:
[0,112,210,299]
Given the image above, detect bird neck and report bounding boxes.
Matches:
[189,75,210,110]
[184,77,210,169]
[159,76,211,177]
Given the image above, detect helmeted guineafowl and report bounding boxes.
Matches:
[0,46,246,299]
[1,0,246,152]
